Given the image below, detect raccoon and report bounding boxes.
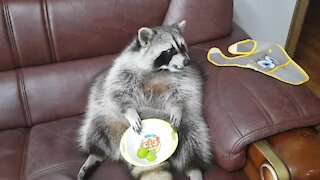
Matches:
[77,21,212,180]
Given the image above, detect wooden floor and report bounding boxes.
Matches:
[294,0,320,97]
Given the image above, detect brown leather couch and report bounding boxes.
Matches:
[1,0,320,180]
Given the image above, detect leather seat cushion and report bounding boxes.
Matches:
[0,116,247,180]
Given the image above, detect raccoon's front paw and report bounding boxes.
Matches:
[170,107,182,131]
[124,108,142,134]
[170,114,181,131]
[129,117,142,134]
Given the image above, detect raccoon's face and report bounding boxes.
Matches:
[134,21,191,72]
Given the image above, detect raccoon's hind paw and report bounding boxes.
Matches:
[185,168,203,180]
[124,108,142,134]
[169,107,182,131]
[77,154,104,180]
[78,165,91,180]
[77,168,86,180]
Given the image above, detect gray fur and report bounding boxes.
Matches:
[77,22,212,180]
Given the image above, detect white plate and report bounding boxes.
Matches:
[120,119,178,167]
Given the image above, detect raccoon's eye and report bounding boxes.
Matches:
[180,44,187,53]
[166,47,177,55]
[143,143,148,148]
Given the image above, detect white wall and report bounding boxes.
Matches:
[233,0,297,46]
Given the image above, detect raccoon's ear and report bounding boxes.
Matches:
[138,27,155,47]
[175,20,186,33]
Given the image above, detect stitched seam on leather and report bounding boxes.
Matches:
[1,53,115,72]
[224,115,320,170]
[3,0,22,68]
[42,0,58,63]
[224,69,270,169]
[277,82,305,118]
[31,113,84,127]
[227,149,245,169]
[20,129,30,180]
[18,69,32,127]
[36,125,77,142]
[228,96,312,167]
[229,70,274,125]
[160,0,172,25]
[28,162,83,179]
[230,115,320,155]
[216,69,243,137]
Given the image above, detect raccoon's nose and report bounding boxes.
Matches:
[183,59,191,66]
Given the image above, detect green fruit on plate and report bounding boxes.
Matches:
[146,152,156,161]
[137,148,148,158]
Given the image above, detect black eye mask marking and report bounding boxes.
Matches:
[154,46,178,69]
[171,34,187,54]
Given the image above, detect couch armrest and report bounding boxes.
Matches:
[189,24,320,171]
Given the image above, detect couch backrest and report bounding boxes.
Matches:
[0,0,233,130]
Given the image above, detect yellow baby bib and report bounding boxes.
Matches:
[207,39,309,85]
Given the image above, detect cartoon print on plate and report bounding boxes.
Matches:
[137,134,161,161]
